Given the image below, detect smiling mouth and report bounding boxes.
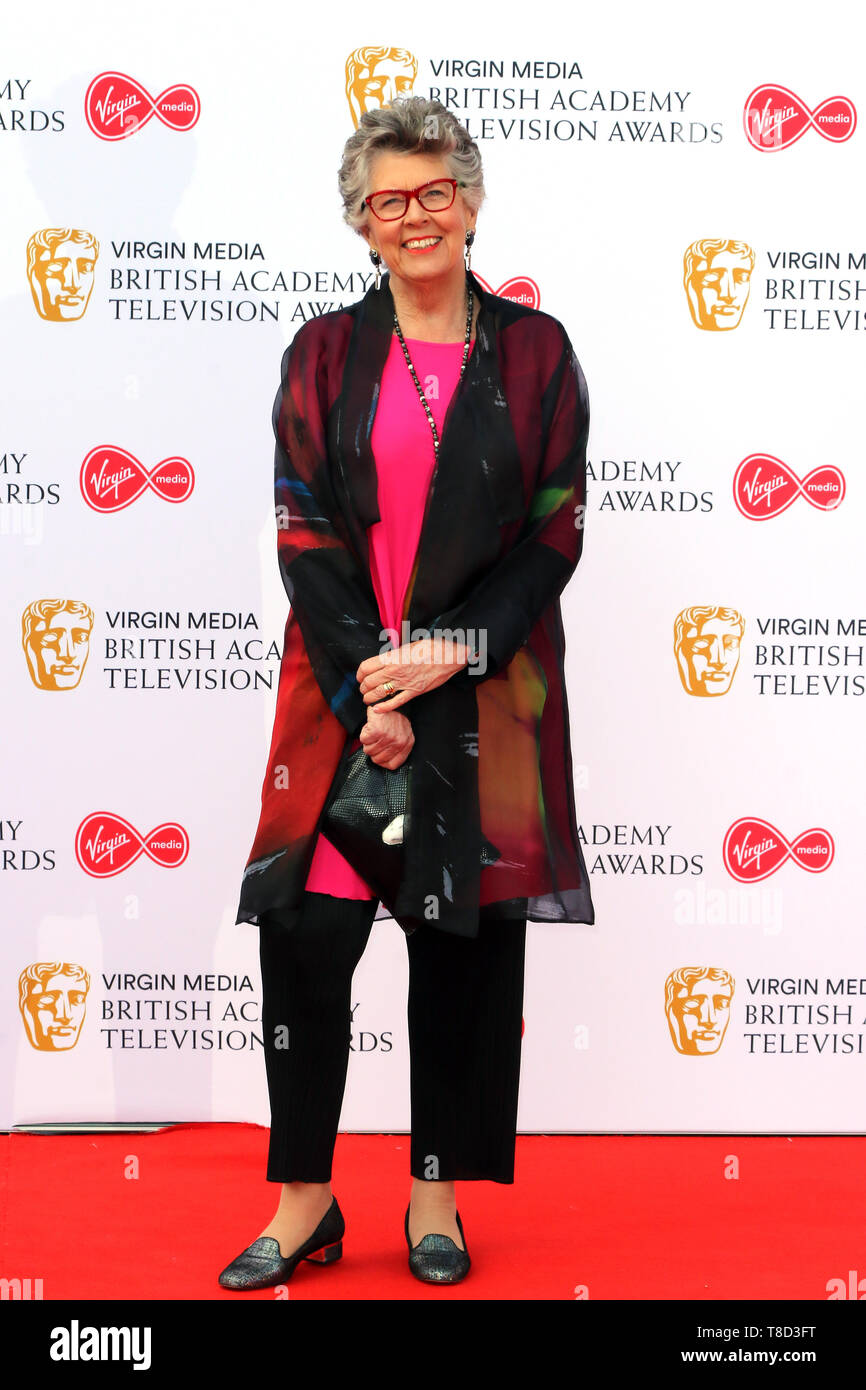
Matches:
[403,236,442,249]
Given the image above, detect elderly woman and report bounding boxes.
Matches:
[220,95,594,1291]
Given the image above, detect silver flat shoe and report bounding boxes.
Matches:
[404,1205,471,1284]
[218,1196,345,1290]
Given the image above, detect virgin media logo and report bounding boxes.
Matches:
[733,452,845,520]
[723,816,834,883]
[84,72,200,140]
[75,812,189,877]
[80,445,194,512]
[473,274,540,308]
[743,83,856,151]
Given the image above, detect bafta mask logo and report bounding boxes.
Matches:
[23,599,94,690]
[674,605,744,696]
[27,228,99,321]
[665,967,734,1056]
[345,47,417,127]
[683,239,754,330]
[19,961,91,1051]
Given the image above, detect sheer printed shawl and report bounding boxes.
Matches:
[236,268,595,939]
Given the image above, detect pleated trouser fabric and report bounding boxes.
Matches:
[258,890,527,1184]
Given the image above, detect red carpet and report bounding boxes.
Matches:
[2,1126,863,1300]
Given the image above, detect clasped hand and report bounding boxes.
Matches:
[356,638,473,770]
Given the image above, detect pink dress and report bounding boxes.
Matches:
[304,332,476,899]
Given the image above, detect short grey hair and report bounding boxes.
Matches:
[338,96,485,233]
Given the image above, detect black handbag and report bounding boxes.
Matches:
[323,746,409,842]
[320,746,411,902]
[320,742,503,907]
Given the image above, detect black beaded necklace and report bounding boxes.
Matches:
[392,285,474,460]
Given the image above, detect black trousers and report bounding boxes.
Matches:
[258,890,527,1184]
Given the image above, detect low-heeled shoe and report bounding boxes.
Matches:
[218,1196,345,1290]
[404,1205,471,1284]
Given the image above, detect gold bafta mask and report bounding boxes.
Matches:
[27,228,100,321]
[665,967,734,1055]
[22,599,94,690]
[674,605,744,696]
[345,47,418,127]
[19,962,91,1051]
[683,239,754,330]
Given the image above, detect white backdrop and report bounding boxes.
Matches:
[2,0,865,1133]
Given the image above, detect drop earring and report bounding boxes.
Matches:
[369,247,381,289]
[464,228,475,270]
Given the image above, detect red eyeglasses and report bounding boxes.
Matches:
[363,178,465,222]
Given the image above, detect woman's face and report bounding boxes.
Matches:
[360,150,476,287]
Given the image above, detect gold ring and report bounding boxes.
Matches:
[382,680,395,694]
